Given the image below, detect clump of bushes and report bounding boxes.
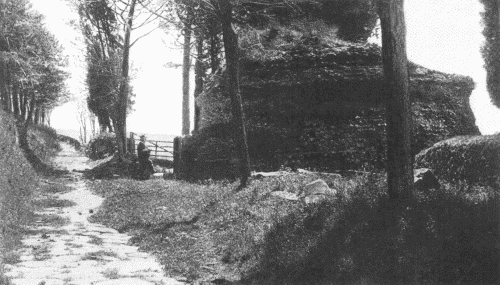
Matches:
[415,134,500,186]
[85,133,117,160]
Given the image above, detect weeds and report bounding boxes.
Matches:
[81,250,118,261]
[101,268,120,279]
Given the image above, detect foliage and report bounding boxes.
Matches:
[85,132,117,160]
[0,110,36,282]
[0,0,69,122]
[479,0,500,108]
[415,134,500,186]
[27,124,61,163]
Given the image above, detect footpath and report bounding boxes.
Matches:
[4,143,184,285]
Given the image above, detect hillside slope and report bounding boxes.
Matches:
[0,110,37,282]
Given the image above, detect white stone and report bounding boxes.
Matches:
[270,191,299,201]
[303,179,337,204]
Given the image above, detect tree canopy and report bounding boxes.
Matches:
[0,0,69,124]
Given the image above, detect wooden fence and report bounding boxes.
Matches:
[129,132,174,161]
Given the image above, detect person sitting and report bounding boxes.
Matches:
[137,134,154,180]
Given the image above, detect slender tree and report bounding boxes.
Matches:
[218,0,251,187]
[377,0,413,200]
[193,30,204,132]
[181,9,192,136]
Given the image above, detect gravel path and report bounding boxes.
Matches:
[4,144,184,285]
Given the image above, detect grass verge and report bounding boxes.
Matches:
[87,172,500,284]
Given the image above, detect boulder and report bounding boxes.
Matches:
[303,179,337,204]
[414,168,440,192]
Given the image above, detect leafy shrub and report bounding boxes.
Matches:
[415,134,500,186]
[27,123,61,163]
[86,132,117,160]
[57,134,81,150]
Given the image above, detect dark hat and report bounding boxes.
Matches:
[140,134,146,138]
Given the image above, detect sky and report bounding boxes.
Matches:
[31,0,500,136]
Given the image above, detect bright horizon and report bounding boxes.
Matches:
[32,0,500,138]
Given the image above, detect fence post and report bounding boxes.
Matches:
[155,142,158,158]
[129,132,135,155]
[173,137,181,177]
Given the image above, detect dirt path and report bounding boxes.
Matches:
[4,144,184,285]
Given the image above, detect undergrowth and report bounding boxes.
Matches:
[87,171,499,284]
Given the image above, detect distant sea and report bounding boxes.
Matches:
[56,129,178,143]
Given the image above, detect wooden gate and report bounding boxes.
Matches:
[129,132,174,161]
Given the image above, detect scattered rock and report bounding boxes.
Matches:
[152,173,164,179]
[41,233,49,239]
[297,169,342,178]
[303,179,337,204]
[414,168,440,192]
[270,191,299,201]
[89,209,94,214]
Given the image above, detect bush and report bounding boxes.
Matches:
[27,123,61,163]
[57,134,81,150]
[86,133,117,160]
[415,134,500,186]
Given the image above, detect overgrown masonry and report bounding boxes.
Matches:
[183,40,479,179]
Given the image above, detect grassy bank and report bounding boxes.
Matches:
[0,110,64,283]
[86,172,499,284]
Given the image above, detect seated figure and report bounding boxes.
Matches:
[137,134,154,180]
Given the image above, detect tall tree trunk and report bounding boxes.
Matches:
[41,108,46,125]
[194,32,204,132]
[34,107,40,124]
[26,92,36,124]
[210,25,220,74]
[182,16,192,136]
[219,0,251,187]
[20,92,27,121]
[378,0,413,200]
[116,0,137,158]
[12,82,19,116]
[5,61,12,113]
[0,59,7,111]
